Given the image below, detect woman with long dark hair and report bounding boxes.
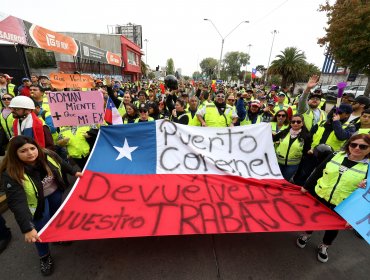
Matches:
[122,103,138,124]
[270,109,290,135]
[298,133,370,263]
[0,136,82,276]
[273,114,312,181]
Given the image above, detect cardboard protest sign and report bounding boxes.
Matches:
[335,182,370,245]
[39,122,346,242]
[47,91,104,127]
[49,73,95,89]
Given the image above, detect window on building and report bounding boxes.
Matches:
[127,50,138,66]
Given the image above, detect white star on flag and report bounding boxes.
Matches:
[113,138,138,161]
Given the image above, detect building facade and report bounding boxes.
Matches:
[53,32,142,81]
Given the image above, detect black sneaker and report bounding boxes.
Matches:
[317,244,329,263]
[296,234,311,248]
[40,254,54,276]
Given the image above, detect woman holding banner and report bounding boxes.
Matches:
[298,133,370,263]
[270,109,290,135]
[273,114,312,181]
[0,136,82,276]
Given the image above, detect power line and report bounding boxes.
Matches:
[251,0,290,26]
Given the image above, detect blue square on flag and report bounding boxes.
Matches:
[86,122,157,174]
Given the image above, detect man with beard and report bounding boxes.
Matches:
[297,75,327,132]
[196,90,238,127]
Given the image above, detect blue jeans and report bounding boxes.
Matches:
[279,164,299,182]
[0,214,11,240]
[33,189,62,257]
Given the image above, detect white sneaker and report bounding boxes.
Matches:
[317,244,329,263]
[296,234,311,248]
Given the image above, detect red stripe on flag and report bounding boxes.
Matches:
[39,171,346,242]
[104,108,113,124]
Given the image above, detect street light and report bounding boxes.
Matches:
[265,30,278,84]
[144,39,149,65]
[244,44,252,82]
[204,19,249,79]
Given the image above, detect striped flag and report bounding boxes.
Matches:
[104,97,123,125]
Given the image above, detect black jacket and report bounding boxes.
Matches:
[1,151,78,233]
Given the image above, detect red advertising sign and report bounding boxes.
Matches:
[29,25,78,56]
[106,51,122,67]
[0,14,27,44]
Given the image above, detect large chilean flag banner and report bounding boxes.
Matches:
[39,121,346,242]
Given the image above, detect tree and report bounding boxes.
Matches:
[222,51,249,81]
[192,71,201,80]
[199,58,218,79]
[268,47,306,88]
[318,0,370,96]
[140,59,148,77]
[26,47,56,68]
[166,58,175,75]
[148,72,156,80]
[256,65,267,73]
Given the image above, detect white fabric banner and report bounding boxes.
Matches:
[156,121,282,179]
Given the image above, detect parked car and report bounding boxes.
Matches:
[319,85,331,94]
[344,85,366,97]
[324,85,338,102]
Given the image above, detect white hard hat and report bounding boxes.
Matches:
[9,96,35,110]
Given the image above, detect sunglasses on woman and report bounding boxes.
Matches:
[349,143,369,150]
[1,97,12,101]
[291,120,302,124]
[277,114,286,117]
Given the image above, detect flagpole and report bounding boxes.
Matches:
[244,44,252,84]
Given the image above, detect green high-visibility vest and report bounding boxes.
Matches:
[311,120,349,151]
[275,132,304,166]
[23,156,61,215]
[315,152,368,205]
[204,104,234,127]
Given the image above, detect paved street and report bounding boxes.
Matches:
[0,205,369,280]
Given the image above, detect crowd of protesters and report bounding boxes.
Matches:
[0,71,369,275]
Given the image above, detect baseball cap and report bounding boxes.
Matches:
[308,93,322,100]
[139,104,149,112]
[38,75,49,80]
[250,100,261,107]
[338,103,353,114]
[354,96,370,106]
[22,77,30,82]
[342,92,355,101]
[278,92,286,97]
[4,74,13,80]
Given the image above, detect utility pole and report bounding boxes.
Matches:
[265,30,278,84]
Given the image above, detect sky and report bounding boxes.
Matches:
[1,0,331,76]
